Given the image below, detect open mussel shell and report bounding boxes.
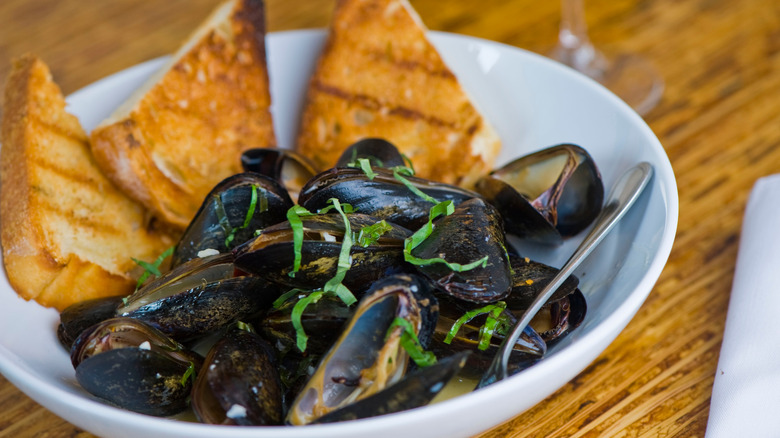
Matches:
[286,274,438,425]
[240,149,319,204]
[171,172,293,268]
[233,212,411,292]
[476,143,604,244]
[531,289,587,346]
[412,198,513,303]
[298,167,480,230]
[429,297,546,379]
[505,254,579,310]
[71,317,201,417]
[118,253,282,341]
[260,292,352,356]
[335,138,407,169]
[192,325,284,426]
[57,295,125,349]
[313,351,470,424]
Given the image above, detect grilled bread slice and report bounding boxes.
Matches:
[90,0,276,229]
[296,0,501,188]
[0,55,176,311]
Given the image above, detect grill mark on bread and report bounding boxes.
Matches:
[314,80,457,129]
[365,50,456,79]
[34,197,127,236]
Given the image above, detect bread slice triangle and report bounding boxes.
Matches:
[0,55,176,311]
[295,0,501,187]
[90,0,276,229]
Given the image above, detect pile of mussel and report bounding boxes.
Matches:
[57,139,603,426]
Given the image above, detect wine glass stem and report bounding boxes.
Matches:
[557,0,604,78]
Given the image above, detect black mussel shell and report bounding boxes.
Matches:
[76,348,193,416]
[57,295,125,349]
[430,297,546,379]
[298,167,480,230]
[286,274,438,425]
[71,317,201,417]
[192,325,284,426]
[532,289,587,346]
[260,292,352,356]
[240,149,319,204]
[313,351,470,424]
[411,198,512,303]
[118,254,282,341]
[504,254,579,310]
[476,144,604,244]
[171,173,293,268]
[233,212,411,292]
[335,138,407,169]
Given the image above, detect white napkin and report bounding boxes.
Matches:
[706,174,780,437]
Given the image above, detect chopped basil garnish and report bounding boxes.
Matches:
[181,361,196,387]
[400,153,415,174]
[224,184,264,248]
[402,201,488,271]
[321,198,357,306]
[356,158,377,180]
[391,167,437,204]
[444,301,509,351]
[357,220,393,247]
[291,290,327,352]
[131,246,174,290]
[386,317,437,367]
[286,205,317,277]
[235,320,254,333]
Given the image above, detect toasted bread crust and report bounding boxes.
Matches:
[91,0,276,229]
[296,0,501,187]
[1,55,175,311]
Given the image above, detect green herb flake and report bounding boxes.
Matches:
[386,317,437,367]
[286,205,317,277]
[291,290,327,352]
[321,198,357,306]
[357,158,378,180]
[444,301,508,351]
[225,184,264,248]
[181,361,196,387]
[357,220,393,247]
[391,167,437,204]
[235,321,254,333]
[132,246,174,291]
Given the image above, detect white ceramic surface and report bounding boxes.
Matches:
[0,30,678,438]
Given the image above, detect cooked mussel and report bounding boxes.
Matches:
[313,351,470,423]
[411,198,512,303]
[240,149,319,204]
[57,295,125,349]
[298,167,480,230]
[503,255,586,346]
[476,144,604,244]
[260,292,352,355]
[118,253,282,341]
[171,173,293,267]
[192,324,284,426]
[233,212,411,292]
[504,254,579,310]
[286,274,438,425]
[429,297,546,379]
[71,317,202,416]
[335,138,407,169]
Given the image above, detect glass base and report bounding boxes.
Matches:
[549,44,664,116]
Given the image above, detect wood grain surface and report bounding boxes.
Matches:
[1,0,779,436]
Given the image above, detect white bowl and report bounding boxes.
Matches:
[0,30,677,438]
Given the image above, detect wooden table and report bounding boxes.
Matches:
[1,0,777,436]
